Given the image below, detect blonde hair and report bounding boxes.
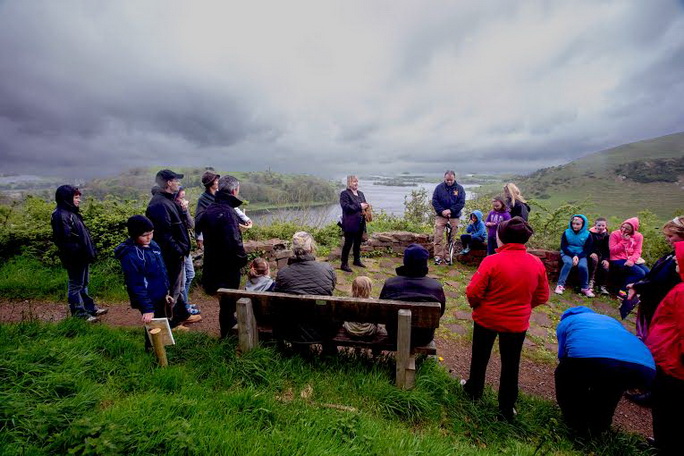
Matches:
[292,231,316,256]
[663,216,684,238]
[346,175,358,189]
[248,257,270,279]
[352,276,372,298]
[503,183,526,205]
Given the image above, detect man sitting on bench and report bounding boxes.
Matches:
[380,244,446,346]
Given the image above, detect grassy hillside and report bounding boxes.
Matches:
[519,132,684,219]
[85,167,338,211]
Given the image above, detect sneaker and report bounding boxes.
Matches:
[434,257,443,265]
[173,324,190,332]
[554,285,565,295]
[581,288,595,298]
[85,315,99,323]
[587,280,595,291]
[461,247,471,254]
[183,314,202,325]
[459,379,467,387]
[186,305,201,315]
[92,307,109,316]
[599,286,610,295]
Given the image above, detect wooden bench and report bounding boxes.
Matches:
[217,288,443,389]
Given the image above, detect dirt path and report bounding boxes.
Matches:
[0,289,653,437]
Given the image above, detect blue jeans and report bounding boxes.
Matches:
[558,254,588,289]
[487,235,498,255]
[182,255,195,304]
[66,263,96,317]
[610,260,650,292]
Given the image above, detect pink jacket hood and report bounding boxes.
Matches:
[622,217,640,232]
[676,241,684,281]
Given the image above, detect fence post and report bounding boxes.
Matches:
[148,328,168,367]
[396,309,415,389]
[236,297,259,353]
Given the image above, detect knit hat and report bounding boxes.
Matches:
[201,171,220,187]
[396,243,429,277]
[497,216,533,244]
[127,215,154,238]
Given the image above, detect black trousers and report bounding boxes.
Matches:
[341,230,363,265]
[164,255,191,327]
[652,367,684,455]
[555,357,653,435]
[216,268,242,339]
[464,322,526,416]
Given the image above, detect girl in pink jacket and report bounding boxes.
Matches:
[609,217,650,295]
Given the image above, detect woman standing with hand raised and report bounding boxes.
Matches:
[339,175,370,272]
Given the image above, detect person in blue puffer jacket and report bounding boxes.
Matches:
[460,210,487,254]
[555,214,594,297]
[114,216,178,342]
[555,306,655,436]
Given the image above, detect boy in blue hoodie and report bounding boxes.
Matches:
[460,210,487,254]
[114,216,180,344]
[555,214,594,297]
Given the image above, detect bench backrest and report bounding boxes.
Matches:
[217,288,442,329]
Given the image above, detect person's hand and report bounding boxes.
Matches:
[197,240,204,249]
[180,199,189,210]
[239,221,253,231]
[572,256,579,267]
[361,202,369,210]
[165,294,175,305]
[142,312,154,324]
[622,233,631,240]
[486,222,494,227]
[442,209,451,218]
[627,288,637,301]
[625,260,635,267]
[602,260,610,269]
[589,253,598,262]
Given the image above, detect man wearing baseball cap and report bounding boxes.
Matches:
[145,169,201,328]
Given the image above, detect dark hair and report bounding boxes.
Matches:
[248,258,270,279]
[595,217,607,223]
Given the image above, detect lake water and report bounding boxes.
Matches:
[248,178,476,226]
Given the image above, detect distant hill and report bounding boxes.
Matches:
[519,132,684,219]
[84,167,339,212]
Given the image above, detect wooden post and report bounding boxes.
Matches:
[148,328,168,367]
[396,309,415,389]
[236,297,259,353]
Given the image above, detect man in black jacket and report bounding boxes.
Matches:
[195,175,248,337]
[51,185,107,321]
[380,243,446,346]
[195,170,220,250]
[146,169,200,329]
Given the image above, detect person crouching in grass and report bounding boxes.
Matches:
[114,216,180,348]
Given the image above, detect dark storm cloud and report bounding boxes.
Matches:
[0,0,682,180]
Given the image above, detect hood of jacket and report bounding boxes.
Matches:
[55,185,79,212]
[622,217,640,232]
[215,190,243,207]
[560,305,594,321]
[471,210,483,223]
[675,241,684,281]
[114,238,139,260]
[567,214,589,233]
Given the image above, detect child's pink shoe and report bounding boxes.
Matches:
[554,285,565,295]
[581,288,595,298]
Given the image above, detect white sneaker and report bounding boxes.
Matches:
[581,288,595,298]
[434,257,443,265]
[554,285,565,295]
[599,286,610,295]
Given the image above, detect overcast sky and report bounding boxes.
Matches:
[0,0,683,179]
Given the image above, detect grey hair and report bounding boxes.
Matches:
[218,175,240,194]
[292,231,316,256]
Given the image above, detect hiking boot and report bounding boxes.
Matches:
[581,288,595,298]
[599,286,610,295]
[353,261,367,268]
[182,314,202,325]
[340,264,353,273]
[625,391,653,407]
[497,407,517,422]
[554,285,565,295]
[173,324,190,332]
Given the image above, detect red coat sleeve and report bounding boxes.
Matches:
[466,259,491,308]
[531,261,550,308]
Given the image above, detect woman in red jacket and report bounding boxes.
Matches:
[645,241,684,455]
[462,217,550,421]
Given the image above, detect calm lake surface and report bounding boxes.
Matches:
[249,178,476,226]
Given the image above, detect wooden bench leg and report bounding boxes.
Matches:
[396,309,415,389]
[236,297,259,353]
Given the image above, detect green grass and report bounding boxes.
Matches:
[0,320,649,455]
